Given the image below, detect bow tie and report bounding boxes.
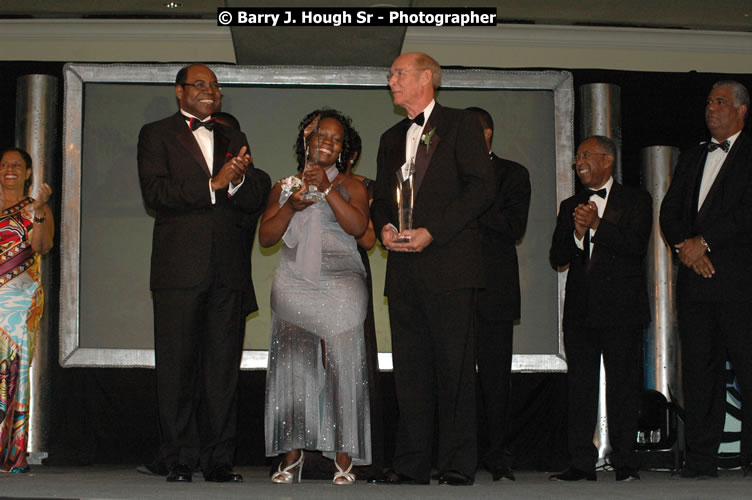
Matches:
[707,140,730,152]
[185,116,216,131]
[585,188,607,199]
[411,113,425,126]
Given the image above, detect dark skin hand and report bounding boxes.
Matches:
[573,201,600,239]
[257,178,316,247]
[302,163,332,192]
[287,181,317,212]
[676,236,715,278]
[210,145,252,191]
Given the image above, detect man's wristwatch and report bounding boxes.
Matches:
[698,235,710,252]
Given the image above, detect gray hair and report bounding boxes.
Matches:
[414,52,442,90]
[583,135,617,158]
[712,80,750,116]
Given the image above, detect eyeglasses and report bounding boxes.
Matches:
[573,151,610,163]
[181,81,222,92]
[386,68,423,82]
[0,161,26,171]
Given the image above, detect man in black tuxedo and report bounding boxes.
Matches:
[137,64,270,483]
[371,52,495,486]
[660,81,752,479]
[466,107,530,481]
[549,135,652,482]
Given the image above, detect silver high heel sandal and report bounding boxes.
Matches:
[271,451,304,484]
[333,458,355,486]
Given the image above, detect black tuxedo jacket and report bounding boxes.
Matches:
[137,112,271,313]
[371,103,495,296]
[479,153,531,320]
[550,182,652,330]
[660,130,752,303]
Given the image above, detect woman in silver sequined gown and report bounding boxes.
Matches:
[259,110,371,484]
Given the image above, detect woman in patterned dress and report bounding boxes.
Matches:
[0,147,53,473]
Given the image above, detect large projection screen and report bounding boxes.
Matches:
[61,63,573,371]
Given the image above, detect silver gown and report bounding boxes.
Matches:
[265,182,371,465]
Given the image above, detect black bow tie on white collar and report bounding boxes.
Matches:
[585,188,607,199]
[411,112,425,126]
[185,116,216,131]
[707,140,730,152]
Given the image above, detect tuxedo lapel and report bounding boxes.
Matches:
[590,183,625,267]
[414,109,441,192]
[685,147,708,222]
[395,119,409,172]
[173,113,211,178]
[697,133,750,222]
[213,128,230,175]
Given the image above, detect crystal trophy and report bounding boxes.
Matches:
[395,162,415,242]
[302,122,323,201]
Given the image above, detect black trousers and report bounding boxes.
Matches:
[152,270,245,475]
[563,323,642,471]
[388,288,477,481]
[679,299,752,472]
[476,305,514,471]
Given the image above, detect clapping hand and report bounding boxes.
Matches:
[32,183,52,211]
[211,146,252,191]
[573,202,599,235]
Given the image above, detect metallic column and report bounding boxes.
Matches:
[579,83,623,183]
[15,74,59,462]
[578,82,622,462]
[641,146,680,403]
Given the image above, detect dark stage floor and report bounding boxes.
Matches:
[0,466,750,500]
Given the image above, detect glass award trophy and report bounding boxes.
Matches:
[395,161,415,242]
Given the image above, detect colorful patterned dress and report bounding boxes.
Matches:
[0,198,44,473]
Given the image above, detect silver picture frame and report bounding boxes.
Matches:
[61,63,573,371]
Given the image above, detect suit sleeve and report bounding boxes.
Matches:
[371,133,395,243]
[424,113,495,246]
[226,132,272,216]
[659,150,695,247]
[697,158,752,252]
[479,163,531,241]
[550,199,582,267]
[593,189,653,259]
[137,124,212,211]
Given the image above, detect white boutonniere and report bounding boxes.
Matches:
[421,128,435,152]
[280,175,303,196]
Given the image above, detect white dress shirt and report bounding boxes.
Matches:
[697,130,741,211]
[574,176,615,256]
[405,99,436,167]
[181,109,243,204]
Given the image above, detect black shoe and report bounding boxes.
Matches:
[489,465,515,481]
[615,468,640,481]
[166,464,192,483]
[438,470,474,486]
[204,464,243,483]
[549,467,596,481]
[676,466,718,479]
[368,469,429,485]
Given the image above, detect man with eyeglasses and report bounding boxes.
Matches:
[137,63,270,483]
[371,52,494,486]
[549,135,652,482]
[660,81,752,479]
